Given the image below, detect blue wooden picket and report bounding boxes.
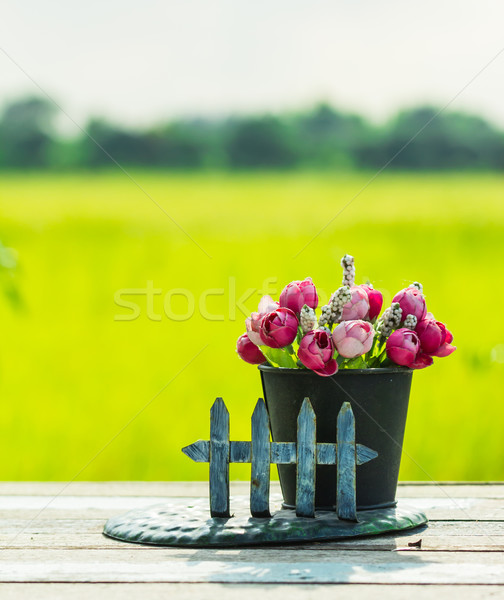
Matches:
[295,399,316,517]
[337,402,358,521]
[183,396,378,521]
[209,398,230,518]
[250,399,271,517]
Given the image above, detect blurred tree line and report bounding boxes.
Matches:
[0,96,503,171]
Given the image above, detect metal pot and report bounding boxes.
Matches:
[259,365,413,510]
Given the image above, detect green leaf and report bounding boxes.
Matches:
[260,346,298,369]
[341,355,368,369]
[379,352,392,366]
[336,354,346,367]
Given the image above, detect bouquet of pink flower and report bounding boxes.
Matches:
[236,254,456,376]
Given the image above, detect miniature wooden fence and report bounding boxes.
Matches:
[182,397,378,521]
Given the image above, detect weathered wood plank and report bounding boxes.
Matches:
[337,402,357,521]
[315,443,376,466]
[0,482,503,592]
[186,442,376,466]
[1,518,503,538]
[185,442,262,464]
[209,398,230,518]
[1,550,504,583]
[181,440,210,462]
[3,507,499,522]
[0,482,501,499]
[250,399,271,518]
[269,442,377,466]
[1,531,504,551]
[355,444,379,466]
[1,536,503,552]
[315,443,336,465]
[295,399,316,518]
[0,584,501,600]
[230,442,251,463]
[270,443,296,464]
[0,495,502,521]
[1,518,504,551]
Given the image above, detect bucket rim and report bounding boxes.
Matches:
[258,364,412,376]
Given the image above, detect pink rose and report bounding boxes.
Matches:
[386,328,420,368]
[298,329,338,377]
[416,318,456,358]
[246,295,279,346]
[360,284,383,321]
[392,288,427,323]
[236,333,266,364]
[279,277,318,314]
[341,286,370,321]
[332,320,375,358]
[259,307,299,348]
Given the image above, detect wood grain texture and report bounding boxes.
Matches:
[2,534,504,552]
[2,520,504,551]
[315,443,377,466]
[0,584,502,600]
[1,494,502,521]
[209,398,230,518]
[270,442,296,464]
[337,402,357,521]
[0,482,503,595]
[184,431,376,473]
[182,440,210,462]
[250,399,271,518]
[1,549,504,583]
[295,399,316,518]
[184,442,375,466]
[0,482,501,498]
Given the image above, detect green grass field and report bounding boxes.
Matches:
[0,171,503,482]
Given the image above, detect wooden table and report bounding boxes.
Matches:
[0,482,503,598]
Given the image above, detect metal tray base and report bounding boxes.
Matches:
[103,496,427,548]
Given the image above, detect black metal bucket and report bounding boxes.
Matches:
[259,365,413,510]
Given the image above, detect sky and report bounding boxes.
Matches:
[1,0,504,129]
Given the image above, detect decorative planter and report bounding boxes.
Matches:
[259,365,413,510]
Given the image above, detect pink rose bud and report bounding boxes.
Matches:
[246,313,263,346]
[332,320,375,358]
[279,277,318,314]
[434,329,456,357]
[392,288,427,323]
[298,329,338,377]
[411,352,434,369]
[246,295,279,346]
[386,328,420,368]
[415,319,444,354]
[258,295,279,314]
[259,307,299,348]
[341,286,370,321]
[360,284,383,321]
[236,333,266,364]
[416,318,456,358]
